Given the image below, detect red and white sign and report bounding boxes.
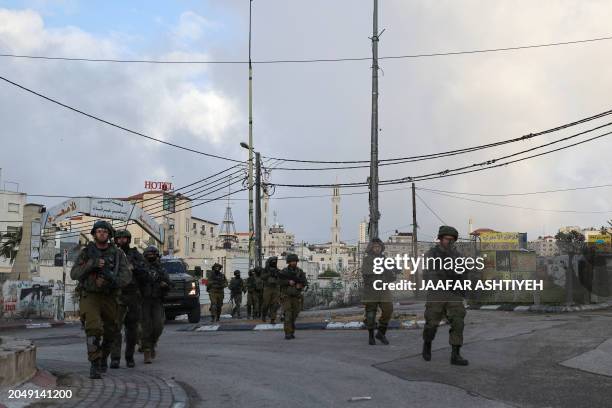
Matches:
[144,181,173,191]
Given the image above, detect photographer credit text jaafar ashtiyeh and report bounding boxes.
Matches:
[370,253,544,292]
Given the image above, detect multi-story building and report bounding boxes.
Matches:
[528,236,560,257]
[0,188,27,274]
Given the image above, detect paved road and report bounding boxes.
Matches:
[5,308,612,407]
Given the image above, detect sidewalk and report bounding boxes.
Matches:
[0,359,189,408]
[0,318,78,331]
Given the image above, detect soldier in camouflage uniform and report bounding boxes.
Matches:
[141,246,170,364]
[229,270,246,318]
[261,257,281,324]
[110,230,147,369]
[254,266,264,319]
[361,238,396,346]
[70,220,131,379]
[278,254,308,339]
[245,270,258,319]
[206,263,227,322]
[422,226,469,366]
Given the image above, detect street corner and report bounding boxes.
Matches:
[34,359,189,408]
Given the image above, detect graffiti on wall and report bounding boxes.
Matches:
[1,280,58,319]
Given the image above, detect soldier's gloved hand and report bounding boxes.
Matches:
[98,259,105,269]
[296,283,303,289]
[95,275,106,288]
[289,280,296,286]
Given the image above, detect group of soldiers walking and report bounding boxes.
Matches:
[70,220,171,379]
[205,253,308,340]
[361,225,470,366]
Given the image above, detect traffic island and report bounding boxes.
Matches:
[0,337,37,387]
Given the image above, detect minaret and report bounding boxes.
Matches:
[219,176,237,249]
[331,185,341,271]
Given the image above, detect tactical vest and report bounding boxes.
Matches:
[79,243,121,295]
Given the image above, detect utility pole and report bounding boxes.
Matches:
[368,0,380,241]
[247,0,255,269]
[60,248,67,320]
[255,152,262,268]
[411,183,419,296]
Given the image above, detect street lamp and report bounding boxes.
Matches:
[240,142,255,268]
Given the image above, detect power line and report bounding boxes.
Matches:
[417,184,612,197]
[1,35,611,64]
[415,192,447,225]
[268,125,612,188]
[262,108,612,164]
[420,189,612,214]
[0,75,243,163]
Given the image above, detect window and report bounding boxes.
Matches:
[192,242,196,250]
[201,244,205,250]
[8,203,19,213]
[193,222,197,230]
[210,226,214,235]
[210,245,213,251]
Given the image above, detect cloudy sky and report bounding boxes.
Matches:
[1,0,611,243]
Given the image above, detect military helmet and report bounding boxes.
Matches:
[437,226,459,240]
[212,263,223,271]
[286,253,299,263]
[234,270,241,276]
[114,229,132,242]
[90,220,114,237]
[143,246,160,257]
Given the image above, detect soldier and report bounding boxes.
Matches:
[278,254,308,340]
[141,246,170,364]
[110,230,147,369]
[245,270,258,319]
[254,266,264,319]
[422,226,469,366]
[261,256,281,323]
[70,220,131,379]
[206,263,227,322]
[361,238,396,345]
[229,270,246,318]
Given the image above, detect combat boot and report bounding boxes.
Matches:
[89,360,102,379]
[422,341,432,361]
[451,345,469,366]
[368,329,376,345]
[151,348,156,360]
[99,357,108,374]
[144,351,152,364]
[110,359,120,369]
[126,355,135,368]
[375,327,390,345]
[285,334,292,340]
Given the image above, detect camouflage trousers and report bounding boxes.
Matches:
[209,291,224,320]
[231,293,242,317]
[246,290,260,318]
[111,295,141,360]
[79,292,119,362]
[423,294,466,346]
[363,301,393,330]
[281,295,301,335]
[262,286,280,322]
[141,298,164,352]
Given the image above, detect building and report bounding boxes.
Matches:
[528,236,560,257]
[358,218,368,244]
[0,189,27,274]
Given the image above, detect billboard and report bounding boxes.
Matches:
[587,234,611,252]
[480,232,522,251]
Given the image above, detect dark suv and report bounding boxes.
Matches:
[160,257,201,323]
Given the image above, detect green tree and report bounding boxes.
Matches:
[319,269,340,279]
[0,227,22,264]
[555,230,585,305]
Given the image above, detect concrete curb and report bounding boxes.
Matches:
[467,302,612,313]
[0,337,37,387]
[0,321,74,331]
[179,319,446,332]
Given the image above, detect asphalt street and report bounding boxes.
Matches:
[4,308,612,408]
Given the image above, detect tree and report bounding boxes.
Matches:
[0,227,22,264]
[319,269,340,279]
[555,230,585,305]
